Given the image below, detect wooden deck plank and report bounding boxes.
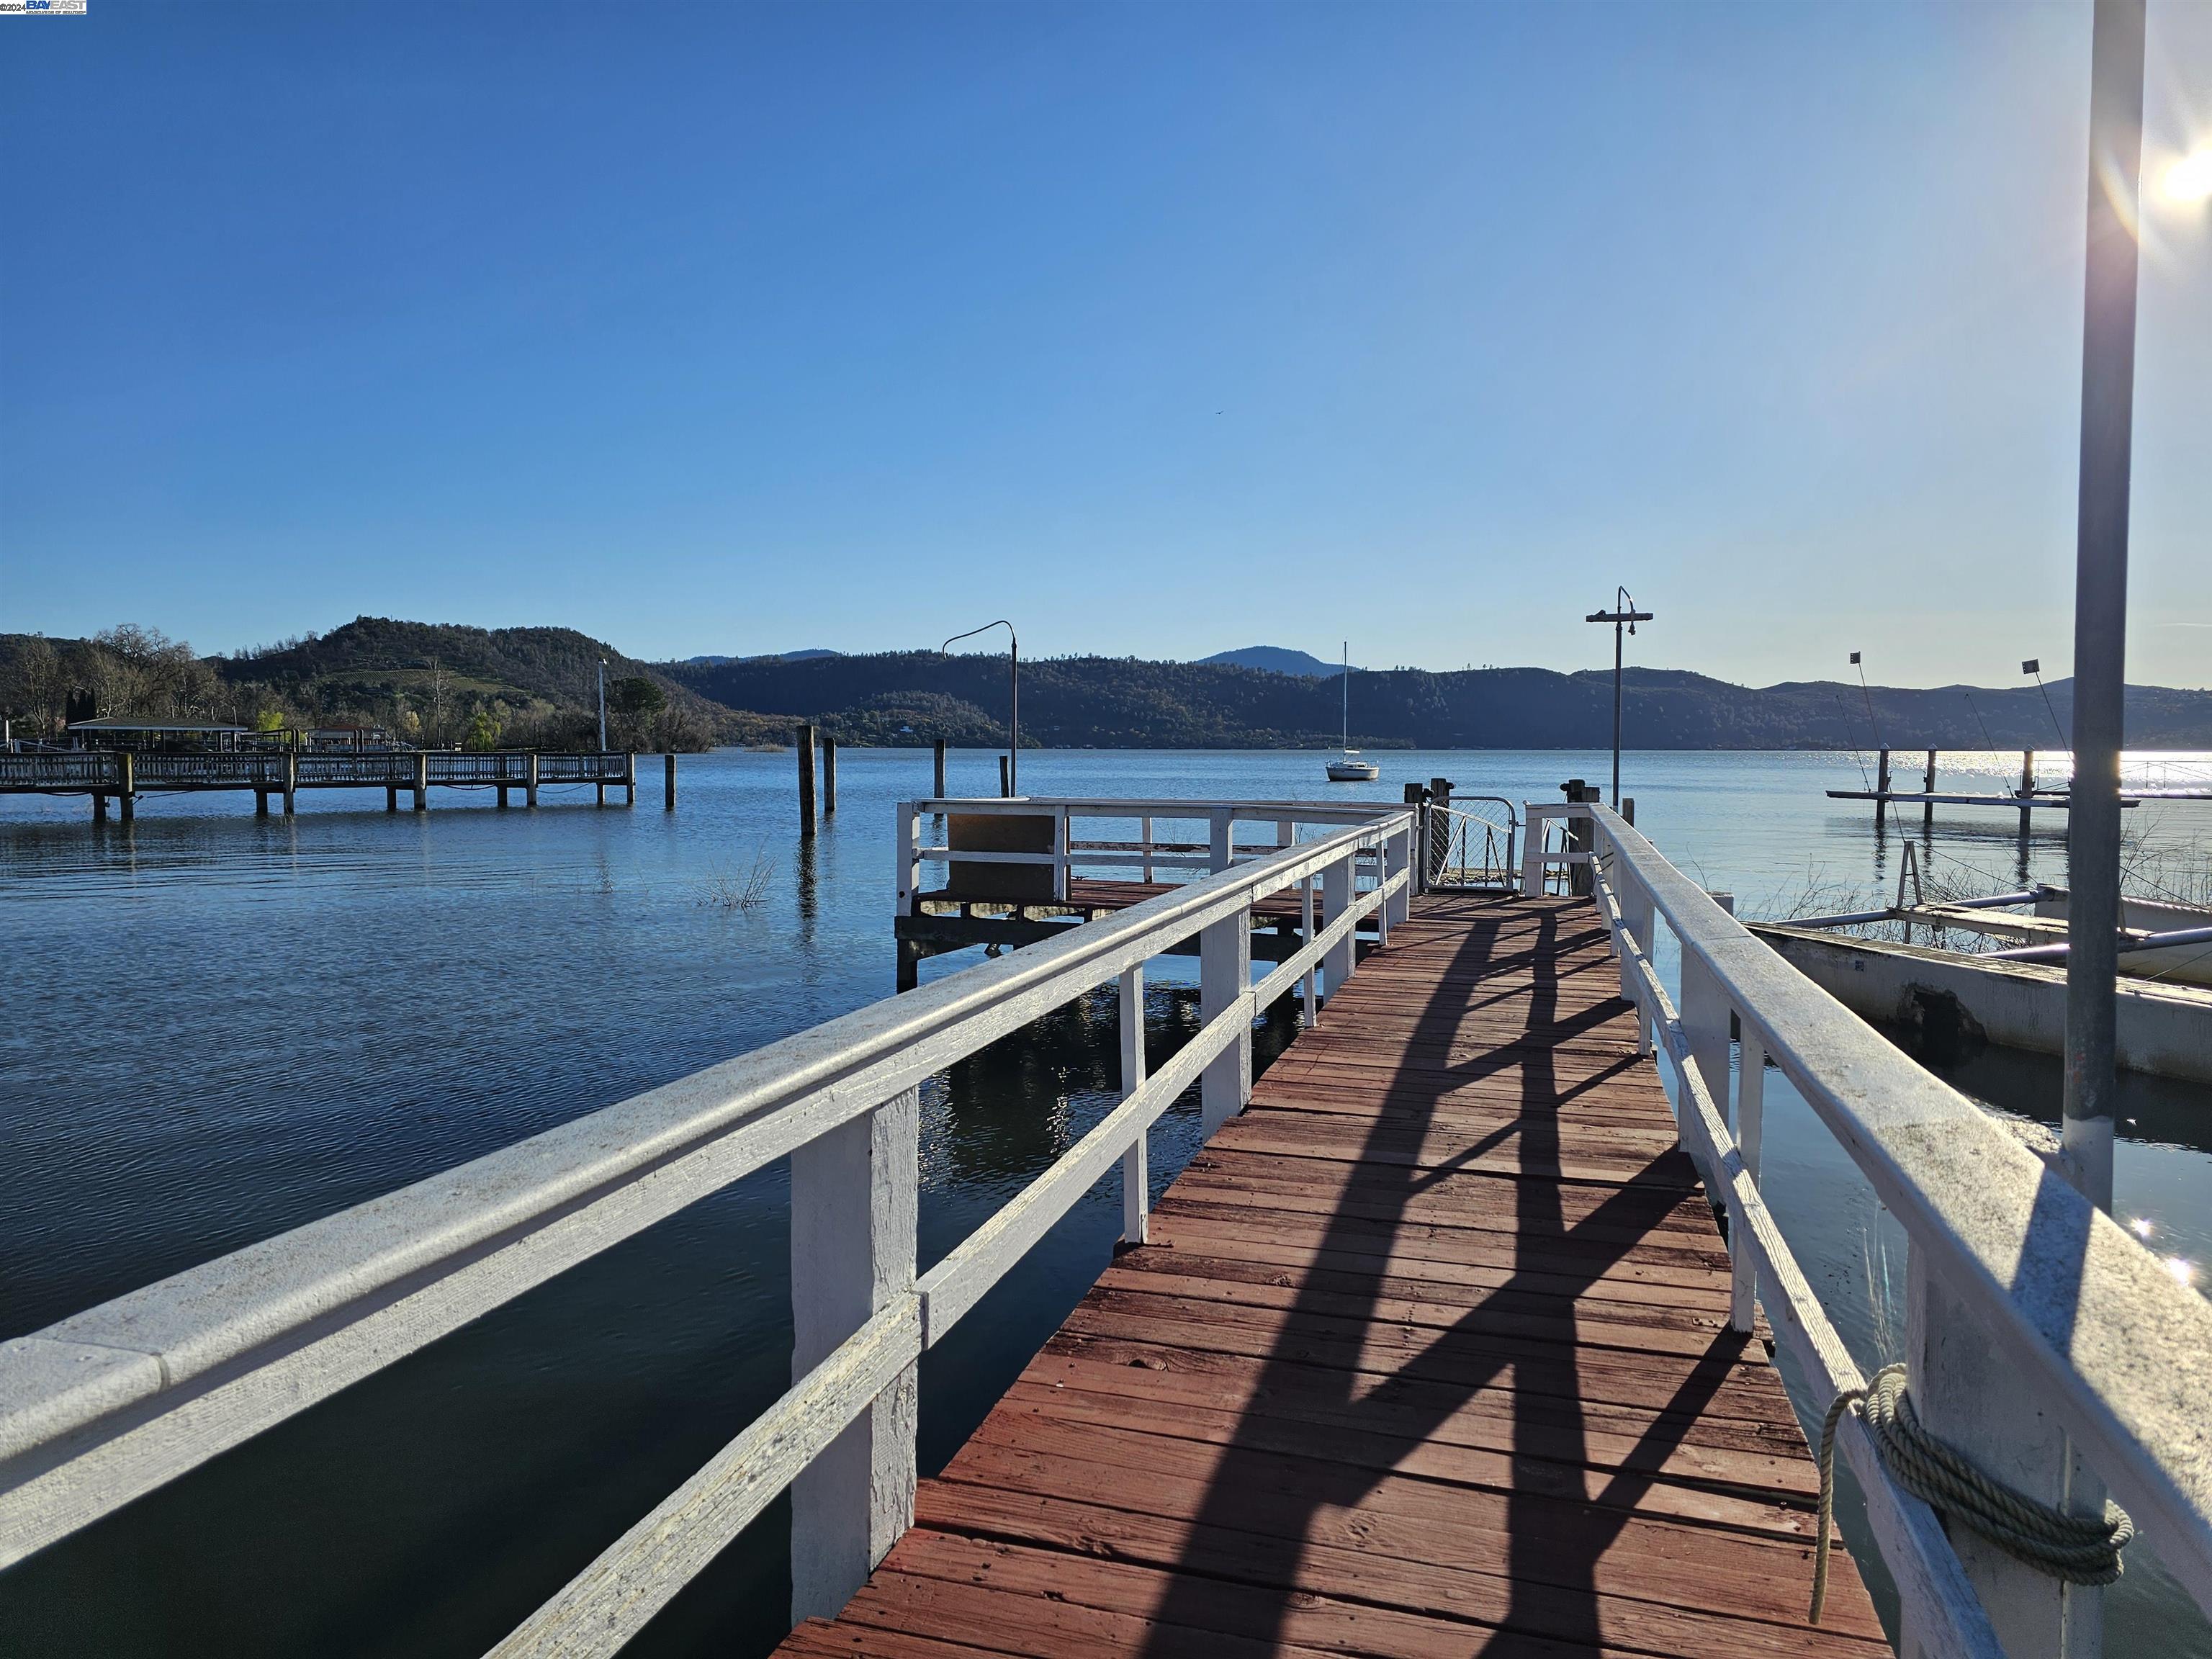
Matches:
[775,893,1887,1658]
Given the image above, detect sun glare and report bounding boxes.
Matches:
[2164,145,2212,204]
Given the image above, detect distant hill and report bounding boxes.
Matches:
[685,648,840,666]
[1197,646,1355,678]
[13,620,2212,752]
[662,652,2212,750]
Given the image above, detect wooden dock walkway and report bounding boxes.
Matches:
[782,890,1886,1658]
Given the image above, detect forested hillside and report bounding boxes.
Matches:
[664,652,2212,750]
[9,620,2210,750]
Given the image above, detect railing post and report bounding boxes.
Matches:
[1906,1248,2100,1659]
[1520,807,1545,896]
[1678,942,1732,1132]
[1208,809,1231,874]
[1140,815,1154,884]
[1199,904,1251,1136]
[118,751,135,823]
[1730,1026,1765,1333]
[1300,877,1318,1028]
[1385,820,1411,929]
[1120,964,1148,1245]
[932,738,946,800]
[1053,806,1069,902]
[1622,879,1653,1058]
[1321,850,1355,994]
[525,751,539,808]
[789,1088,919,1624]
[894,803,919,917]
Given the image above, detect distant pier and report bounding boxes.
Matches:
[0,750,657,821]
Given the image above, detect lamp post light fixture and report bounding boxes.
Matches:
[597,659,608,753]
[942,620,1020,796]
[1585,588,1652,807]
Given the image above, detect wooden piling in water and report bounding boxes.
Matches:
[664,752,677,811]
[119,753,135,823]
[413,752,428,812]
[822,738,837,815]
[2020,748,2036,837]
[998,755,1010,799]
[526,752,539,808]
[1874,747,1891,831]
[932,739,946,799]
[1923,748,1938,830]
[282,752,297,817]
[797,724,817,836]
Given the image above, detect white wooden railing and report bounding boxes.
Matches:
[0,799,1415,1658]
[894,796,1416,911]
[1567,801,2212,1659]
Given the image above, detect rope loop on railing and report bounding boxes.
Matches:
[1812,1363,2136,1622]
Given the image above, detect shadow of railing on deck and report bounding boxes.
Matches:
[1138,894,1746,1653]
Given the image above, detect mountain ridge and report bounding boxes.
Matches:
[7,619,2211,750]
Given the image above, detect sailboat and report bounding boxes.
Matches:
[1326,642,1379,781]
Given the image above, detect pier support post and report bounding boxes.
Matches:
[664,752,676,811]
[997,755,1010,799]
[595,783,606,806]
[526,752,539,808]
[498,786,508,809]
[282,752,297,816]
[1119,964,1148,1245]
[93,791,108,824]
[386,786,397,813]
[1923,749,1938,830]
[118,753,135,823]
[2020,748,2036,838]
[625,751,636,807]
[797,724,817,836]
[894,937,924,993]
[256,791,270,817]
[822,737,837,816]
[412,752,428,811]
[790,1087,918,1624]
[932,739,946,800]
[1199,908,1251,1136]
[1875,748,1891,832]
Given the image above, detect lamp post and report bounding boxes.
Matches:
[2062,0,2146,1213]
[942,620,1019,796]
[1585,588,1652,806]
[597,659,608,753]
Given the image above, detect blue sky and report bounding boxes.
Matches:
[3,1,2208,687]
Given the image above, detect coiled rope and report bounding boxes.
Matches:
[1810,1364,2135,1623]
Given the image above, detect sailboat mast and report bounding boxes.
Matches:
[1341,642,1349,750]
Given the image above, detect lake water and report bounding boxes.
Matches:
[3,747,2208,1657]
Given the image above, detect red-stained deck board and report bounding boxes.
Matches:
[775,891,1887,1658]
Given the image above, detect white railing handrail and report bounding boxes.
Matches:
[0,804,1413,1653]
[1584,802,2212,1632]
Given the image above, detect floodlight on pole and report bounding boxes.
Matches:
[942,620,1020,796]
[1584,588,1652,806]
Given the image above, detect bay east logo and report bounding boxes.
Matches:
[1,0,90,13]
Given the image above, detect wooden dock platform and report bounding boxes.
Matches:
[783,890,1886,1658]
